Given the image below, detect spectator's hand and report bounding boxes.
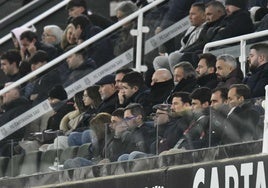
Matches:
[118,89,125,105]
[27,41,37,56]
[155,26,162,34]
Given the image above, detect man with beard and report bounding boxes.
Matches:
[216,54,243,88]
[243,43,268,98]
[196,53,218,89]
[149,68,174,106]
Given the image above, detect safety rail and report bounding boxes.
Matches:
[0,0,69,47]
[203,29,268,76]
[0,0,167,96]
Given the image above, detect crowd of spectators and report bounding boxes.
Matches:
[0,0,268,172]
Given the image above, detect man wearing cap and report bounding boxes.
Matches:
[95,74,118,114]
[212,0,254,41]
[66,0,113,29]
[29,50,61,105]
[46,85,74,131]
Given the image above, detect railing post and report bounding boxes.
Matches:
[262,85,268,153]
[131,12,149,72]
[239,39,247,77]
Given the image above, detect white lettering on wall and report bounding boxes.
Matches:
[193,168,205,188]
[210,167,219,188]
[241,163,253,188]
[225,165,238,188]
[255,161,266,188]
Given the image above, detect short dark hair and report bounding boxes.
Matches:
[250,43,268,58]
[112,108,125,119]
[71,14,92,29]
[65,44,88,60]
[1,49,21,67]
[192,2,205,12]
[20,30,38,41]
[171,92,191,104]
[190,87,212,104]
[124,103,145,120]
[121,71,144,88]
[212,87,228,101]
[206,0,226,14]
[229,84,251,100]
[115,68,133,75]
[199,53,217,69]
[29,50,48,64]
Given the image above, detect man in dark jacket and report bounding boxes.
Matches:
[212,0,254,41]
[71,14,114,67]
[216,54,243,88]
[0,83,31,156]
[196,53,218,89]
[20,30,58,61]
[120,71,151,115]
[222,84,260,144]
[243,43,268,98]
[95,74,118,114]
[29,50,62,105]
[64,46,96,87]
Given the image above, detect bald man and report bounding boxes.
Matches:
[149,68,174,105]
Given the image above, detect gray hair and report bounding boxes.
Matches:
[217,54,237,69]
[115,1,138,18]
[173,61,197,79]
[43,25,63,45]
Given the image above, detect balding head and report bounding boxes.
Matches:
[151,68,173,86]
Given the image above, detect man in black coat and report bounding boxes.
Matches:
[0,83,31,156]
[196,53,218,89]
[243,43,268,98]
[222,84,260,144]
[212,0,254,42]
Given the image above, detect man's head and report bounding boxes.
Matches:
[71,14,92,41]
[216,54,237,79]
[225,0,248,16]
[95,74,116,101]
[205,1,226,23]
[248,43,268,72]
[151,68,173,86]
[0,49,21,76]
[189,2,206,27]
[152,104,171,126]
[20,30,38,49]
[66,0,87,18]
[110,108,125,131]
[116,1,138,28]
[48,85,68,104]
[42,25,63,46]
[196,53,216,77]
[170,92,191,113]
[228,84,251,108]
[121,71,144,99]
[65,45,87,70]
[29,50,48,71]
[173,61,197,83]
[115,68,133,90]
[210,87,228,109]
[190,87,211,111]
[2,82,21,104]
[124,103,145,128]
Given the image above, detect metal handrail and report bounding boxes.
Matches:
[203,30,268,76]
[0,0,166,96]
[0,0,69,46]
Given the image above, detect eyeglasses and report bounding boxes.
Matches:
[123,116,136,121]
[42,33,54,38]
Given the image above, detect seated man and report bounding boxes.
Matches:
[222,84,260,144]
[63,45,96,87]
[216,54,243,88]
[0,83,31,156]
